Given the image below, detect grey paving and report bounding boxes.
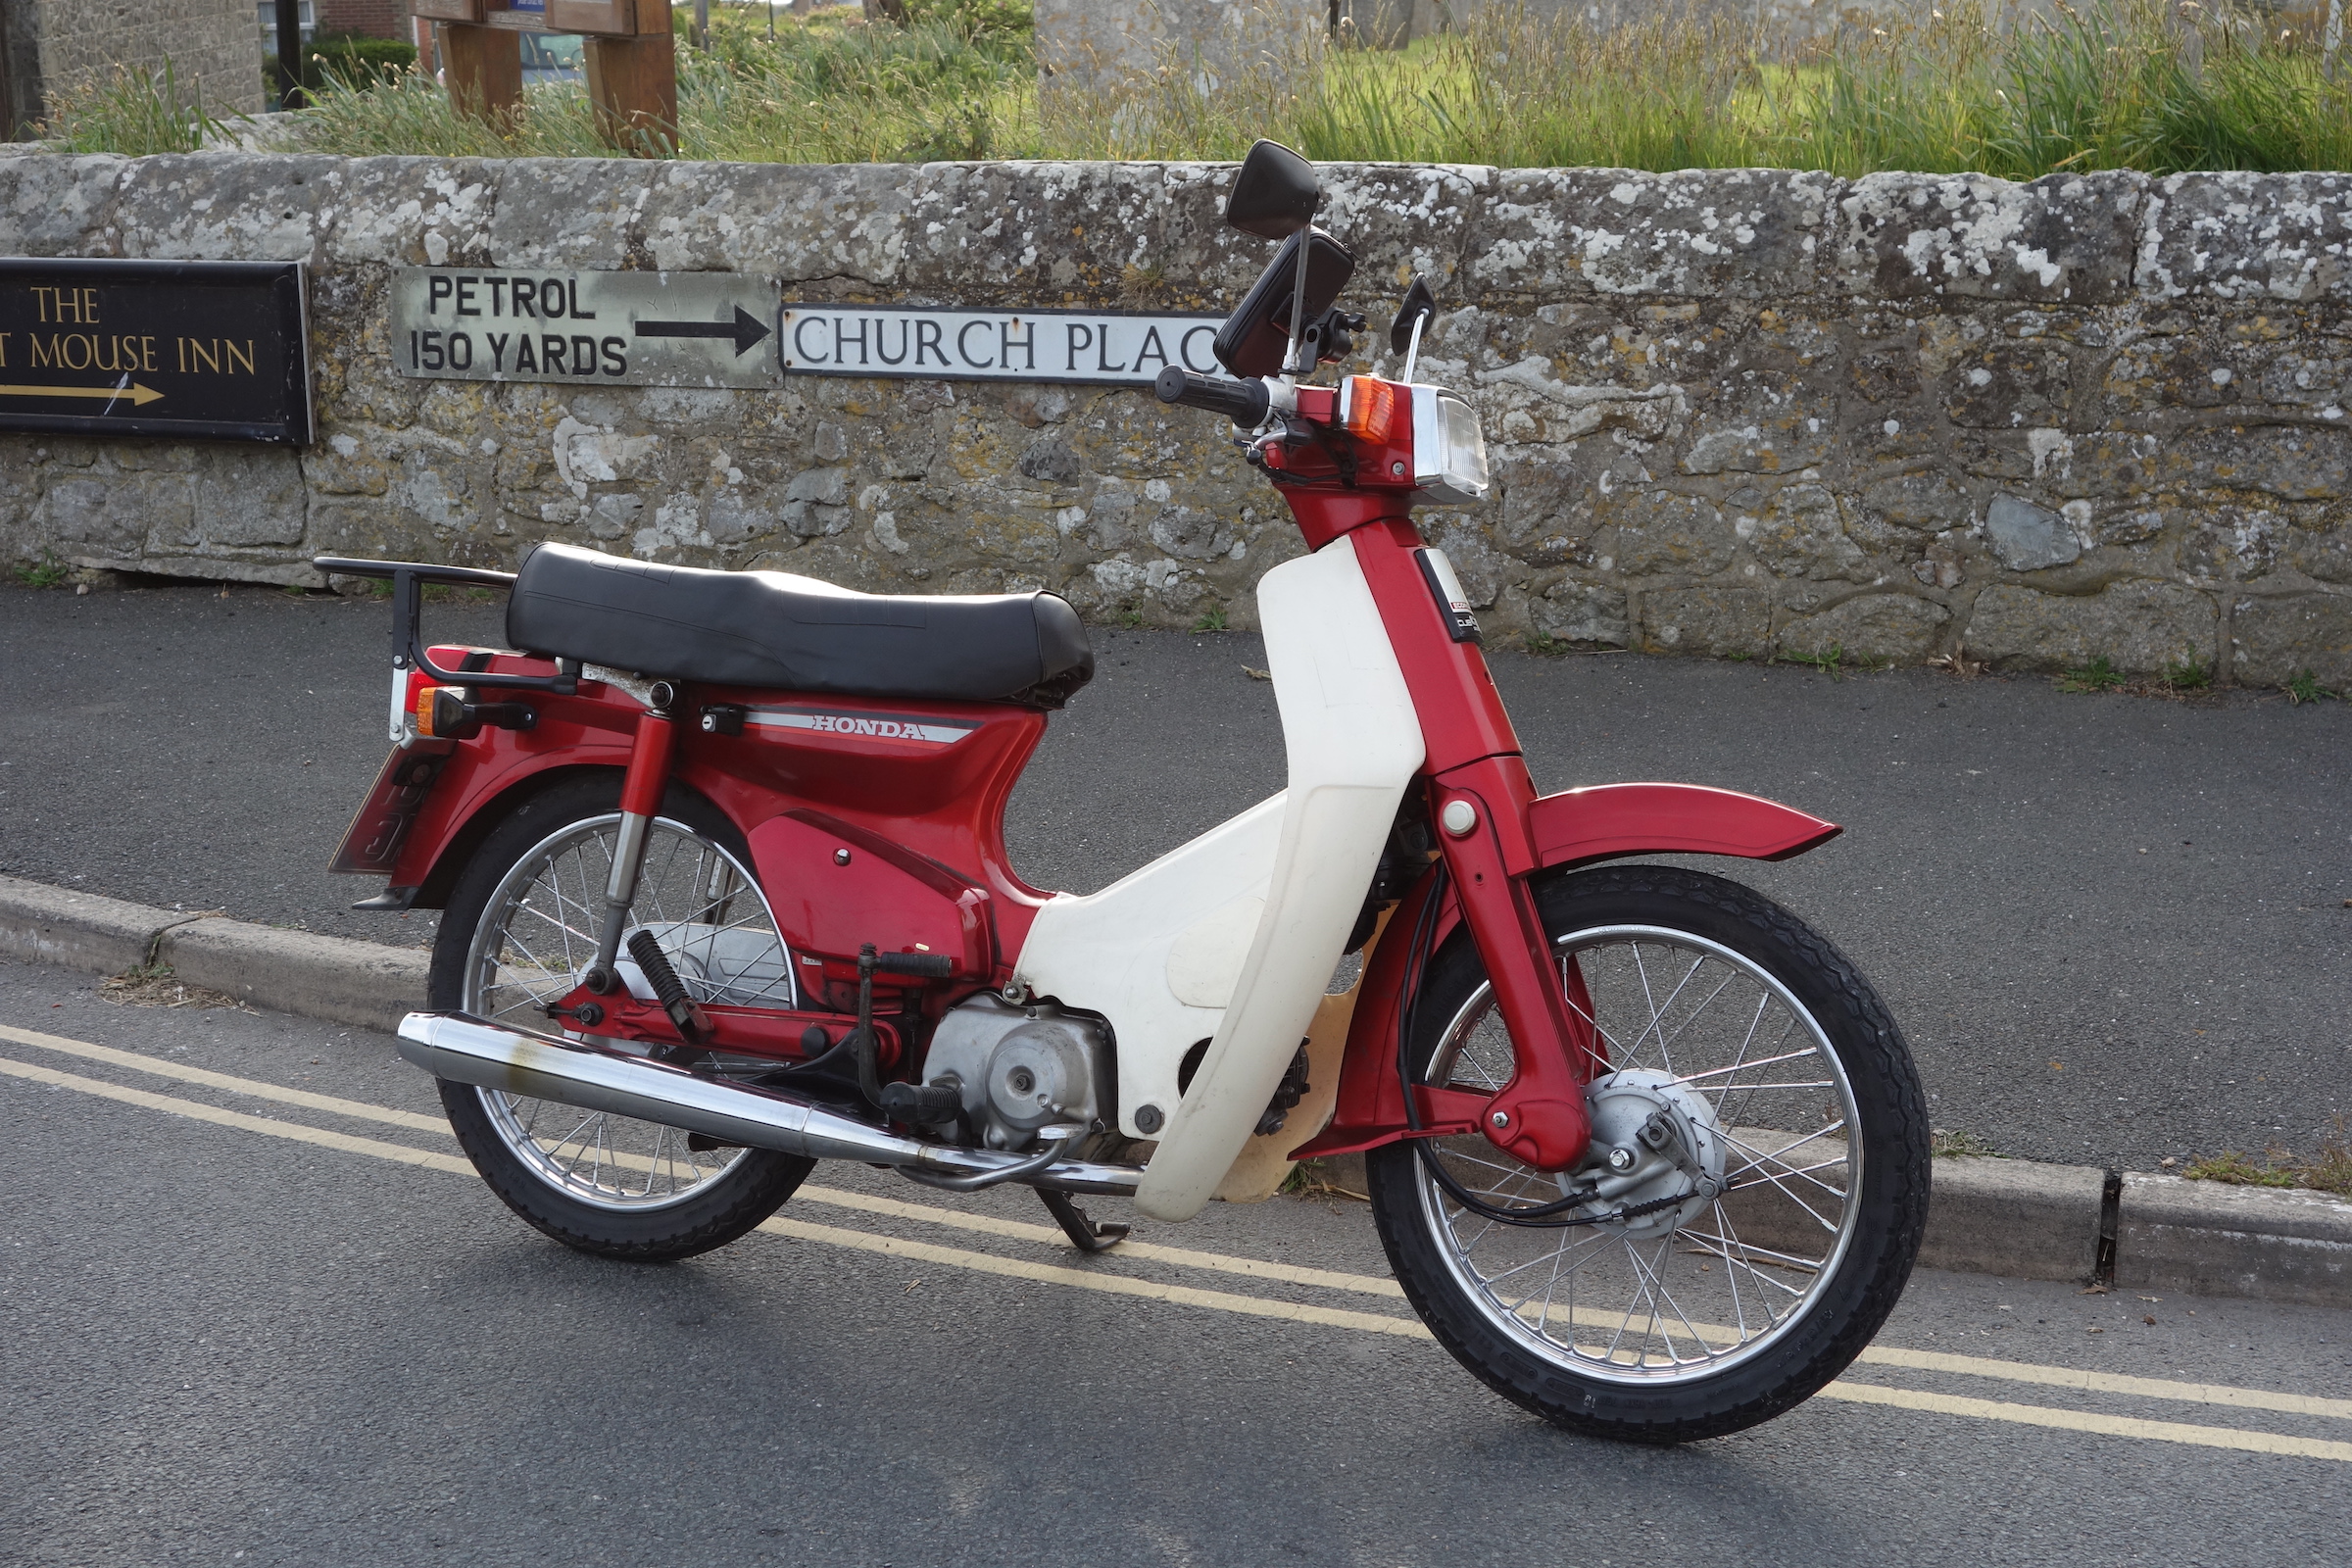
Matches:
[2,580,2349,1174]
[2,957,2348,1568]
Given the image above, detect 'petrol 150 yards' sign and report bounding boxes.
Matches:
[0,259,312,443]
[390,268,1221,390]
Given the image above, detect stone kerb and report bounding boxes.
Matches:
[1,150,2348,684]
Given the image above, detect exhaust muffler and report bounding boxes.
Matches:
[396,1011,1144,1196]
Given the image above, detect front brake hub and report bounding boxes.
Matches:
[1558,1069,1729,1240]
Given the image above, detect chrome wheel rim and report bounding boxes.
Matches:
[1412,925,1862,1385]
[462,812,797,1211]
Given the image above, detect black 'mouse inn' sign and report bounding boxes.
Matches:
[0,259,313,443]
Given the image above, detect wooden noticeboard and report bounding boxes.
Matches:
[0,259,313,444]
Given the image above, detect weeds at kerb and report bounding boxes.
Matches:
[2285,669,2342,705]
[11,550,70,590]
[2183,1119,2352,1198]
[1931,1127,2002,1158]
[2057,654,2126,693]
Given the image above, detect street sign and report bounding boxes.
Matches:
[391,268,781,390]
[0,258,312,443]
[779,305,1225,386]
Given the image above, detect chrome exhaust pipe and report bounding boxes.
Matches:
[396,1011,1145,1197]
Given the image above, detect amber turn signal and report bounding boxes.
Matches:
[1340,375,1397,442]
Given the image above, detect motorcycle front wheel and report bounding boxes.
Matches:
[428,774,814,1262]
[1368,863,1930,1444]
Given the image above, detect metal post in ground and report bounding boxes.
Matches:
[273,0,306,110]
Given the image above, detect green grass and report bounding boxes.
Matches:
[2183,1120,2352,1196]
[1931,1127,2002,1158]
[39,59,220,154]
[2162,655,2213,691]
[2057,655,2126,693]
[2284,669,2342,704]
[38,0,2352,175]
[12,550,69,590]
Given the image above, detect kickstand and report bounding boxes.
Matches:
[1038,1188,1130,1253]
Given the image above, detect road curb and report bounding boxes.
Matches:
[2118,1172,2352,1310]
[0,874,195,975]
[159,917,430,1034]
[5,874,2346,1310]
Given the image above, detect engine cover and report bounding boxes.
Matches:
[920,995,1111,1151]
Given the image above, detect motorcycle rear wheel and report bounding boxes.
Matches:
[428,774,814,1262]
[1367,863,1929,1443]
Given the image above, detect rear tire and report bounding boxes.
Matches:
[429,773,813,1263]
[1367,864,1929,1443]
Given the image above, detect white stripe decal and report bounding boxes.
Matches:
[744,708,977,746]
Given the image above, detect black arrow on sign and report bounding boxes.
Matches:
[632,305,772,357]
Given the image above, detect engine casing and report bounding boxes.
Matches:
[919,994,1112,1151]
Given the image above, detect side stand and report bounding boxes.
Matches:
[1038,1189,1129,1253]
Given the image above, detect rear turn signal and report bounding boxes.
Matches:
[415,685,536,739]
[414,685,455,738]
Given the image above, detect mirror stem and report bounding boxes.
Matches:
[1402,313,1426,383]
[1284,229,1314,376]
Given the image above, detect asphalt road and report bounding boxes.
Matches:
[2,581,2349,1172]
[2,956,2347,1568]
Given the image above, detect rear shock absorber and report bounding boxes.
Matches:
[626,929,710,1047]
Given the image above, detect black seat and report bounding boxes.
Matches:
[508,543,1095,709]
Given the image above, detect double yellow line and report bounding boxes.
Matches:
[4,1019,2349,1463]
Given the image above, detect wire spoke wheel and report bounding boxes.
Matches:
[1368,864,1929,1443]
[1418,927,1857,1379]
[464,808,796,1212]
[428,776,815,1261]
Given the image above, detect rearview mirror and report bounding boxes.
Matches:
[1225,139,1321,241]
[1389,276,1438,355]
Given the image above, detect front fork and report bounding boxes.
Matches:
[586,705,679,988]
[1427,755,1602,1172]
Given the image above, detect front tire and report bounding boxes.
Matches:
[429,773,814,1263]
[1368,864,1930,1443]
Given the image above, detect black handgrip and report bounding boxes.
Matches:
[873,952,956,978]
[1154,365,1271,427]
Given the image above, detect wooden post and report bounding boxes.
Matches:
[437,24,523,125]
[554,0,677,156]
[583,33,679,155]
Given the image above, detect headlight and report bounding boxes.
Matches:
[1410,387,1490,504]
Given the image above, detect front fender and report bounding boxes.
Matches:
[1290,781,1838,1161]
[1526,782,1838,871]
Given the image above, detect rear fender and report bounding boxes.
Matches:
[1292,780,1838,1159]
[396,755,630,908]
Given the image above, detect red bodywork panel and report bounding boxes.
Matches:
[365,648,1056,1010]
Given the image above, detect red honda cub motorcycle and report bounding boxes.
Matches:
[321,141,1928,1444]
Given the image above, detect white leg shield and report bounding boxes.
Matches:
[1131,533,1424,1221]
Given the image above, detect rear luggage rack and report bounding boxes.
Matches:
[313,556,576,695]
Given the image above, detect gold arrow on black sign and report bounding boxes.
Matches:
[0,381,165,406]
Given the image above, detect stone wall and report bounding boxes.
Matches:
[2,149,2350,686]
[2,0,265,134]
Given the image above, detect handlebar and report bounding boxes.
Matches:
[1154,366,1271,428]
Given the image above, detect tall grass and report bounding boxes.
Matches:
[38,61,220,155]
[38,0,2352,175]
